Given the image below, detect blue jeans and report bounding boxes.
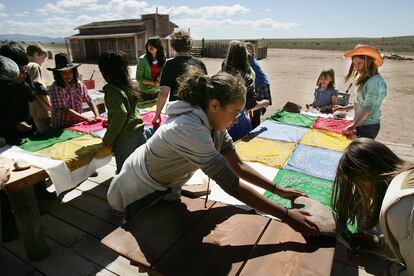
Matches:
[113,131,146,173]
[357,123,380,139]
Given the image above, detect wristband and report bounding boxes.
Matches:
[280,207,289,222]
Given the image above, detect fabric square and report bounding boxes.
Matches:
[235,137,296,168]
[140,111,169,128]
[264,169,333,208]
[312,117,355,134]
[34,135,111,172]
[300,129,352,152]
[268,109,318,128]
[67,119,107,134]
[284,144,342,181]
[249,120,310,143]
[137,99,157,113]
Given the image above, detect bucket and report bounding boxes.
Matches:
[83,79,95,90]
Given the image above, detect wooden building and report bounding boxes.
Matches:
[66,13,178,62]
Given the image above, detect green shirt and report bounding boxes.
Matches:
[136,54,160,94]
[102,84,144,144]
[354,74,387,126]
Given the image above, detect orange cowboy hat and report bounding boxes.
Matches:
[344,44,383,67]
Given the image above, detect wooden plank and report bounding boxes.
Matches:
[0,249,43,275]
[153,202,269,275]
[71,235,144,275]
[240,219,336,276]
[4,166,48,193]
[41,213,87,247]
[76,179,109,201]
[101,197,215,269]
[3,237,115,276]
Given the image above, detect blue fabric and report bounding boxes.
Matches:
[284,144,342,181]
[228,111,252,141]
[313,87,338,108]
[250,58,270,86]
[250,119,310,143]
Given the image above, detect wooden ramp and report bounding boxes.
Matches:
[3,140,414,275]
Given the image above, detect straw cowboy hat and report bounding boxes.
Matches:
[0,55,19,81]
[47,53,81,71]
[344,44,383,67]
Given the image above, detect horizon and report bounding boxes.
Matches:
[0,1,413,39]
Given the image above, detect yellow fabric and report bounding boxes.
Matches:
[300,129,352,152]
[35,135,111,171]
[235,137,296,168]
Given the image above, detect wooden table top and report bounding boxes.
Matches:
[3,166,48,193]
[101,196,336,276]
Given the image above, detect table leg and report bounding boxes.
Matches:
[7,186,49,261]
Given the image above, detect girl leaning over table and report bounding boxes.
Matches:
[107,66,319,237]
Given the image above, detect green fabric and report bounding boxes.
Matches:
[11,129,84,152]
[354,74,387,126]
[264,169,333,209]
[136,54,160,94]
[102,84,144,144]
[268,109,318,128]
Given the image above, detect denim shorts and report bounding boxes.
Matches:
[356,123,381,139]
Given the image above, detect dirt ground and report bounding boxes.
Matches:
[41,48,414,145]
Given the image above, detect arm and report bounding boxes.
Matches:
[331,95,338,106]
[152,86,169,124]
[250,99,269,111]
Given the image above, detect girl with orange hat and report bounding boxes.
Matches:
[333,45,387,139]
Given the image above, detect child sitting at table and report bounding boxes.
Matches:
[48,53,101,129]
[308,69,338,113]
[98,51,146,173]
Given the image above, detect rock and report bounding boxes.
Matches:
[13,159,31,171]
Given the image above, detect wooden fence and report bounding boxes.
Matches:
[194,42,268,59]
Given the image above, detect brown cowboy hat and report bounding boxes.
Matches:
[343,44,383,67]
[47,53,81,71]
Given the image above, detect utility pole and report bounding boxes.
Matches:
[155,6,158,37]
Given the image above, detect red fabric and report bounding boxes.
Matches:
[67,119,107,134]
[150,63,161,81]
[140,111,168,128]
[312,117,356,134]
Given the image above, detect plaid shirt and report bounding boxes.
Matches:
[50,80,91,128]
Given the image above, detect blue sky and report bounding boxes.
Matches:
[0,0,413,39]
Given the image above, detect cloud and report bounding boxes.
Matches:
[159,4,249,18]
[15,11,29,17]
[0,17,77,36]
[0,2,6,17]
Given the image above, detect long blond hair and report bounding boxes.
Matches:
[345,55,379,90]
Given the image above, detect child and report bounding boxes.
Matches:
[309,69,338,112]
[48,53,101,129]
[333,45,387,139]
[331,138,414,275]
[107,66,319,237]
[246,42,272,129]
[98,51,147,173]
[26,43,51,133]
[136,37,166,101]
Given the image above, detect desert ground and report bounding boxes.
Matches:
[41,48,414,145]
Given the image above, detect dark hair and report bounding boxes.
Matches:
[177,66,246,111]
[0,42,29,66]
[345,55,379,89]
[26,43,47,57]
[316,68,335,89]
[332,138,414,230]
[224,41,252,75]
[145,37,166,68]
[52,68,79,88]
[170,31,192,53]
[98,50,138,99]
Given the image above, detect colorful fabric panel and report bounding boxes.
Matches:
[312,117,355,134]
[264,169,333,208]
[268,109,318,128]
[11,129,84,152]
[34,135,111,172]
[137,99,157,113]
[249,120,310,143]
[235,137,296,168]
[140,111,169,128]
[300,129,352,152]
[284,144,342,181]
[67,120,106,134]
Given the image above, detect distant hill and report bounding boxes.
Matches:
[0,34,65,44]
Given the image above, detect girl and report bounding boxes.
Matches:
[332,138,414,275]
[333,45,387,139]
[309,69,338,111]
[223,41,269,141]
[107,66,319,236]
[98,51,146,173]
[48,53,101,129]
[136,37,166,101]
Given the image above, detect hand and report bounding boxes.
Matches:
[151,113,161,126]
[0,166,10,185]
[16,121,32,132]
[343,124,356,133]
[276,187,307,200]
[155,80,160,87]
[85,117,98,124]
[94,115,102,122]
[332,105,345,112]
[102,119,109,128]
[286,209,319,236]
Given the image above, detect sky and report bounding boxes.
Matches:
[0,0,413,39]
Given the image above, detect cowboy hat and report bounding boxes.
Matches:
[47,53,81,71]
[0,55,19,81]
[344,44,383,67]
